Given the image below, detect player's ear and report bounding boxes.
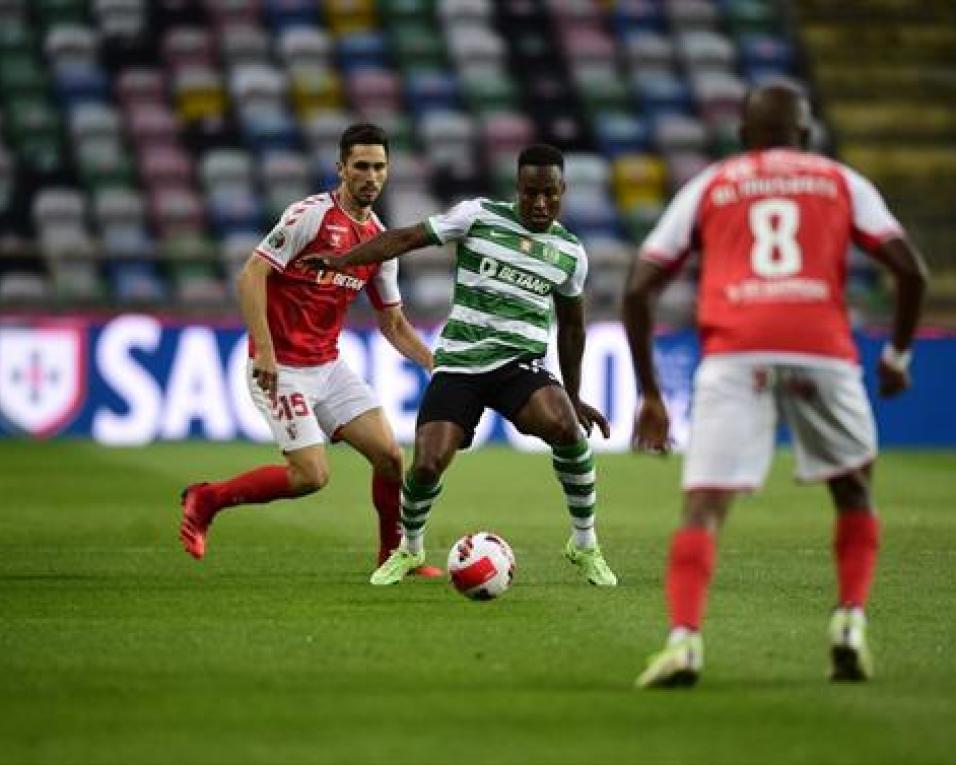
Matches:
[336,160,345,181]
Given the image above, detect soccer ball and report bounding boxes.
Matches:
[447,532,516,600]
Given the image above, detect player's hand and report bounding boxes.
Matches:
[877,358,910,398]
[573,399,611,439]
[252,354,278,401]
[632,396,670,454]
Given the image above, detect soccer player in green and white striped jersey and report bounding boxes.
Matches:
[312,144,618,587]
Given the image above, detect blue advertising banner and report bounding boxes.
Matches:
[0,314,951,448]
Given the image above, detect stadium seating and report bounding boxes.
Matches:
[796,0,956,315]
[0,0,832,320]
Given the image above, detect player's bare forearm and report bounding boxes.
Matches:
[874,238,929,351]
[622,259,671,401]
[554,294,610,438]
[377,306,433,371]
[554,295,585,401]
[339,224,433,267]
[236,255,275,361]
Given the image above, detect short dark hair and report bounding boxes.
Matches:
[340,123,389,161]
[517,143,564,171]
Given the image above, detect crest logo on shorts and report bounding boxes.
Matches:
[519,238,533,254]
[0,325,86,437]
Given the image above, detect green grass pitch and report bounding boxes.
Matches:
[1,441,954,765]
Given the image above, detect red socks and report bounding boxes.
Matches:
[207,465,298,511]
[834,510,880,608]
[666,527,717,630]
[661,510,878,632]
[372,474,402,564]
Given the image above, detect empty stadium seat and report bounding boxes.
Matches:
[93,0,147,40]
[594,113,651,157]
[149,186,205,237]
[108,259,167,301]
[115,67,165,107]
[138,144,193,188]
[621,31,676,69]
[206,187,264,235]
[344,67,402,115]
[126,102,180,145]
[287,64,343,118]
[219,24,271,65]
[263,0,318,29]
[69,103,122,143]
[172,65,228,123]
[161,27,216,71]
[667,0,720,30]
[200,149,255,193]
[335,32,390,72]
[277,25,333,68]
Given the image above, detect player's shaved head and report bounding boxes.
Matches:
[740,83,812,151]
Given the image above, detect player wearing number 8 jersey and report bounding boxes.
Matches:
[623,84,928,687]
[177,124,441,578]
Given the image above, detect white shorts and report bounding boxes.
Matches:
[682,354,878,491]
[247,358,380,452]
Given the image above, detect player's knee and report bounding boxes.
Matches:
[683,490,733,531]
[373,446,403,481]
[289,462,329,493]
[545,417,583,448]
[410,457,444,487]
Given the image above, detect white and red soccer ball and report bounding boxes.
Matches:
[447,532,516,600]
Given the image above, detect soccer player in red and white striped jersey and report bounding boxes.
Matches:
[179,124,440,577]
[623,84,928,687]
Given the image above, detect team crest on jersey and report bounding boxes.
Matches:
[0,325,86,438]
[268,229,287,249]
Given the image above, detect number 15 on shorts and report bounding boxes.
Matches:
[272,392,309,421]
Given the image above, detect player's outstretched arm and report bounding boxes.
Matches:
[376,305,433,372]
[621,258,673,453]
[338,223,433,268]
[554,294,610,438]
[869,237,929,397]
[237,254,278,399]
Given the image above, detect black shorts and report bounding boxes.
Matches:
[417,359,562,449]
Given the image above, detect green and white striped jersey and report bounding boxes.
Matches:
[423,198,588,374]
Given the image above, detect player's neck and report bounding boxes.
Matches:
[333,188,372,223]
